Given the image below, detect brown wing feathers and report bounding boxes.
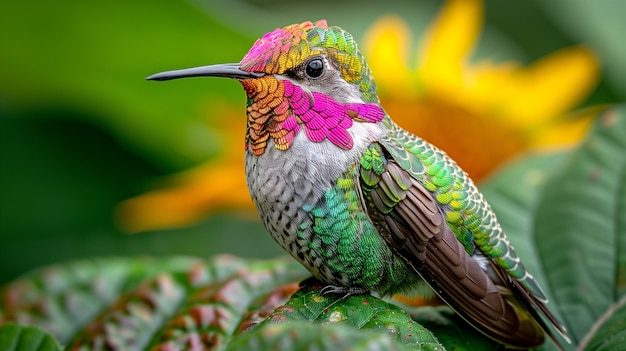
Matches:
[367,159,546,347]
[421,226,545,347]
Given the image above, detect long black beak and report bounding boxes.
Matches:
[146,63,264,81]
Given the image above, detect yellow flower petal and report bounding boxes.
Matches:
[419,0,483,93]
[465,61,520,116]
[530,105,605,150]
[505,46,600,128]
[384,97,527,182]
[363,15,416,97]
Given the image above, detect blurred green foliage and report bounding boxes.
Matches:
[0,0,623,285]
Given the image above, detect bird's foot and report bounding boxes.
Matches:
[300,278,370,299]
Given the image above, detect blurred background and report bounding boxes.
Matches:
[0,0,623,284]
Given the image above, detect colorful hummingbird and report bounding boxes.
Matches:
[148,20,569,349]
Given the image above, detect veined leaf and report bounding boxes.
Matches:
[243,284,444,350]
[1,256,307,350]
[227,322,420,351]
[578,294,626,351]
[0,324,61,351]
[533,105,626,347]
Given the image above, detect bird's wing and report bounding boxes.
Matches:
[358,135,566,348]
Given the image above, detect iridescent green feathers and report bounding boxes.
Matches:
[297,166,416,293]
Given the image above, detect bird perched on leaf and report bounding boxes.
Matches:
[147,20,569,349]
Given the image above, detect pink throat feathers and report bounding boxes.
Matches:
[242,77,384,156]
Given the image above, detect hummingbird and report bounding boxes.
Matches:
[148,20,569,349]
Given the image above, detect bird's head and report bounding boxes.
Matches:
[148,20,385,155]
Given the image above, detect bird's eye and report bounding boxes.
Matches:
[305,58,324,78]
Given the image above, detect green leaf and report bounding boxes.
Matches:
[240,284,444,350]
[227,322,420,351]
[0,324,61,351]
[0,256,204,343]
[533,105,626,346]
[579,294,626,351]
